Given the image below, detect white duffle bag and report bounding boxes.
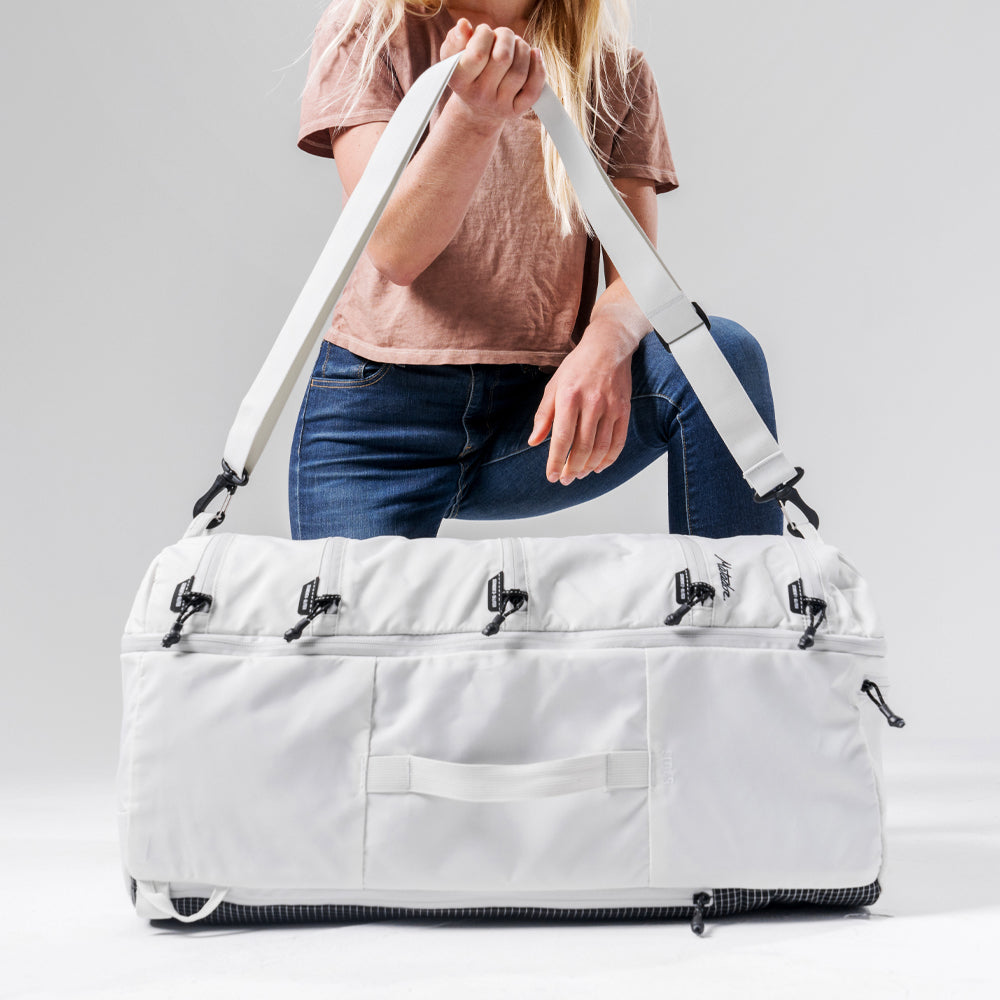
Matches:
[118,54,904,934]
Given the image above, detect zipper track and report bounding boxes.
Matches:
[674,535,713,627]
[122,624,885,659]
[136,879,882,926]
[180,533,233,638]
[153,884,710,910]
[786,536,830,631]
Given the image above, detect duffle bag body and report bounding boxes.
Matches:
[120,530,893,929]
[119,54,903,931]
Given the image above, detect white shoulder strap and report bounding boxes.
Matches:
[207,53,816,537]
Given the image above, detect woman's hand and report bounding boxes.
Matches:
[527,321,635,484]
[440,19,545,128]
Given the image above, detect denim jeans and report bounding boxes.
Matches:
[289,317,784,540]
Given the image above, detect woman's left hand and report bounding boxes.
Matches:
[528,319,634,484]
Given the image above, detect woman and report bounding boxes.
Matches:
[290,0,783,540]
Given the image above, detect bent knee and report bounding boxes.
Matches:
[706,316,769,380]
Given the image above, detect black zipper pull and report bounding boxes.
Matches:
[798,599,827,650]
[665,571,715,626]
[285,578,341,643]
[162,577,213,648]
[788,579,827,649]
[861,680,906,728]
[690,892,712,936]
[482,572,528,636]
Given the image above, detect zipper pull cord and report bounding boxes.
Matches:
[162,592,212,648]
[690,892,712,936]
[664,583,715,626]
[482,591,528,636]
[862,679,906,728]
[284,594,341,643]
[797,597,827,650]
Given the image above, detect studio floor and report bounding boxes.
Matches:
[3,740,998,1000]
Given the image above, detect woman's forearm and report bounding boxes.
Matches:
[586,278,652,356]
[365,95,506,286]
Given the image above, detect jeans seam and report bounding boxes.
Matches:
[447,369,477,518]
[461,368,476,456]
[480,436,549,469]
[630,391,691,534]
[291,382,311,540]
[486,375,496,426]
[448,460,471,518]
[677,410,691,534]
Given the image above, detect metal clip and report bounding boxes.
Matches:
[192,460,250,529]
[753,466,820,539]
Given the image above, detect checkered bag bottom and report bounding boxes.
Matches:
[146,881,881,926]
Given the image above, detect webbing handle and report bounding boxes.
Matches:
[135,881,229,923]
[365,750,649,802]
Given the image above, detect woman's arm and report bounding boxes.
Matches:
[528,176,658,484]
[332,20,545,286]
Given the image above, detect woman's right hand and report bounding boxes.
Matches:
[441,18,545,128]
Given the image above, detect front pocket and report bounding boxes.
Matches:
[312,341,391,386]
[646,646,883,889]
[363,648,650,891]
[122,651,375,890]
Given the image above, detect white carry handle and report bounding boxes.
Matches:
[207,52,817,537]
[366,750,649,801]
[135,881,229,923]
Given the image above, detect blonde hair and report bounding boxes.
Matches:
[303,0,638,238]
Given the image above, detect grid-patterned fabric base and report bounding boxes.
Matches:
[136,881,881,926]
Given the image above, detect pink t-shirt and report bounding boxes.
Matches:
[298,2,679,366]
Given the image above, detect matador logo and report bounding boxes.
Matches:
[714,555,734,601]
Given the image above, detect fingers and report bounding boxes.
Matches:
[439,17,473,58]
[532,391,631,484]
[586,415,617,474]
[528,390,554,448]
[495,36,532,107]
[450,22,503,90]
[594,416,630,474]
[470,27,519,105]
[546,397,579,484]
[560,398,601,481]
[445,22,543,121]
[512,48,545,115]
[452,24,504,86]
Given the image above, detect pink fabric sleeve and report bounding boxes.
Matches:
[607,53,679,194]
[297,5,402,159]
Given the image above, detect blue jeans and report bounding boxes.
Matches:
[289,317,784,540]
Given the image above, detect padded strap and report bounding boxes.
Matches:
[221,52,799,509]
[366,750,649,801]
[135,880,228,923]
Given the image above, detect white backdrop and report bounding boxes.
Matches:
[1,0,997,785]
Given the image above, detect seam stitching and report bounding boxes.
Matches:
[631,391,689,532]
[446,369,477,517]
[291,383,312,539]
[309,365,391,389]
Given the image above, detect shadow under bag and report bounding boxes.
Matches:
[118,53,905,935]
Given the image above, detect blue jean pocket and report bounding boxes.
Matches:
[312,342,391,387]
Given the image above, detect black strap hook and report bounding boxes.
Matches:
[753,466,820,539]
[192,460,250,529]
